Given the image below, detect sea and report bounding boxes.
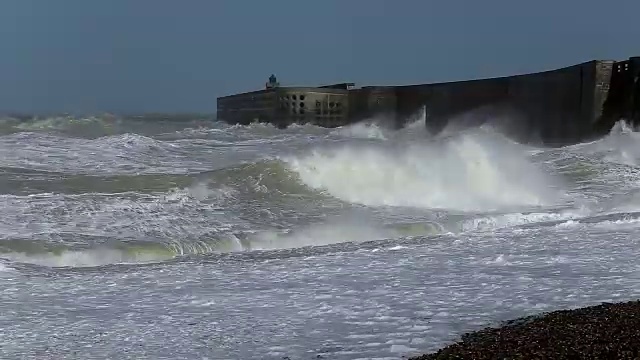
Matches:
[1,112,640,359]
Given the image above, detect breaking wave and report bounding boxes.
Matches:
[5,115,640,269]
[238,216,446,251]
[0,237,245,268]
[566,120,640,167]
[284,128,567,212]
[0,212,450,268]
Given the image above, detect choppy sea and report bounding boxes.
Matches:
[1,113,640,359]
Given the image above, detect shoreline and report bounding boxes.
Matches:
[410,299,640,359]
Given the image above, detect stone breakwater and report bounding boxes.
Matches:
[218,57,640,146]
[410,300,640,359]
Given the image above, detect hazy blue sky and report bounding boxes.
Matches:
[0,0,638,113]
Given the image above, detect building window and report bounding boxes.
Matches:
[300,95,305,101]
[299,102,305,108]
[292,94,297,100]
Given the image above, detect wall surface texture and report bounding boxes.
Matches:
[392,60,617,145]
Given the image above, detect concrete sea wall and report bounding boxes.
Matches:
[599,57,640,133]
[217,56,640,145]
[392,60,619,145]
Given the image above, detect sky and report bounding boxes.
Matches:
[0,0,638,114]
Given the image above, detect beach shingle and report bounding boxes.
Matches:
[411,300,640,359]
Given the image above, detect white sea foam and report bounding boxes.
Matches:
[569,120,640,167]
[6,115,640,360]
[332,122,388,140]
[286,128,566,212]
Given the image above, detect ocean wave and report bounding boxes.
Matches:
[563,120,640,166]
[0,237,245,268]
[0,114,216,139]
[0,183,239,244]
[239,217,446,251]
[3,114,640,272]
[283,128,567,212]
[0,132,209,175]
[0,215,448,268]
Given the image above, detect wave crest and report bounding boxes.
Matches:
[284,129,566,211]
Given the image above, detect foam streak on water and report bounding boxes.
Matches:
[1,114,640,359]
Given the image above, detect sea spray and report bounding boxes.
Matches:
[285,128,567,212]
